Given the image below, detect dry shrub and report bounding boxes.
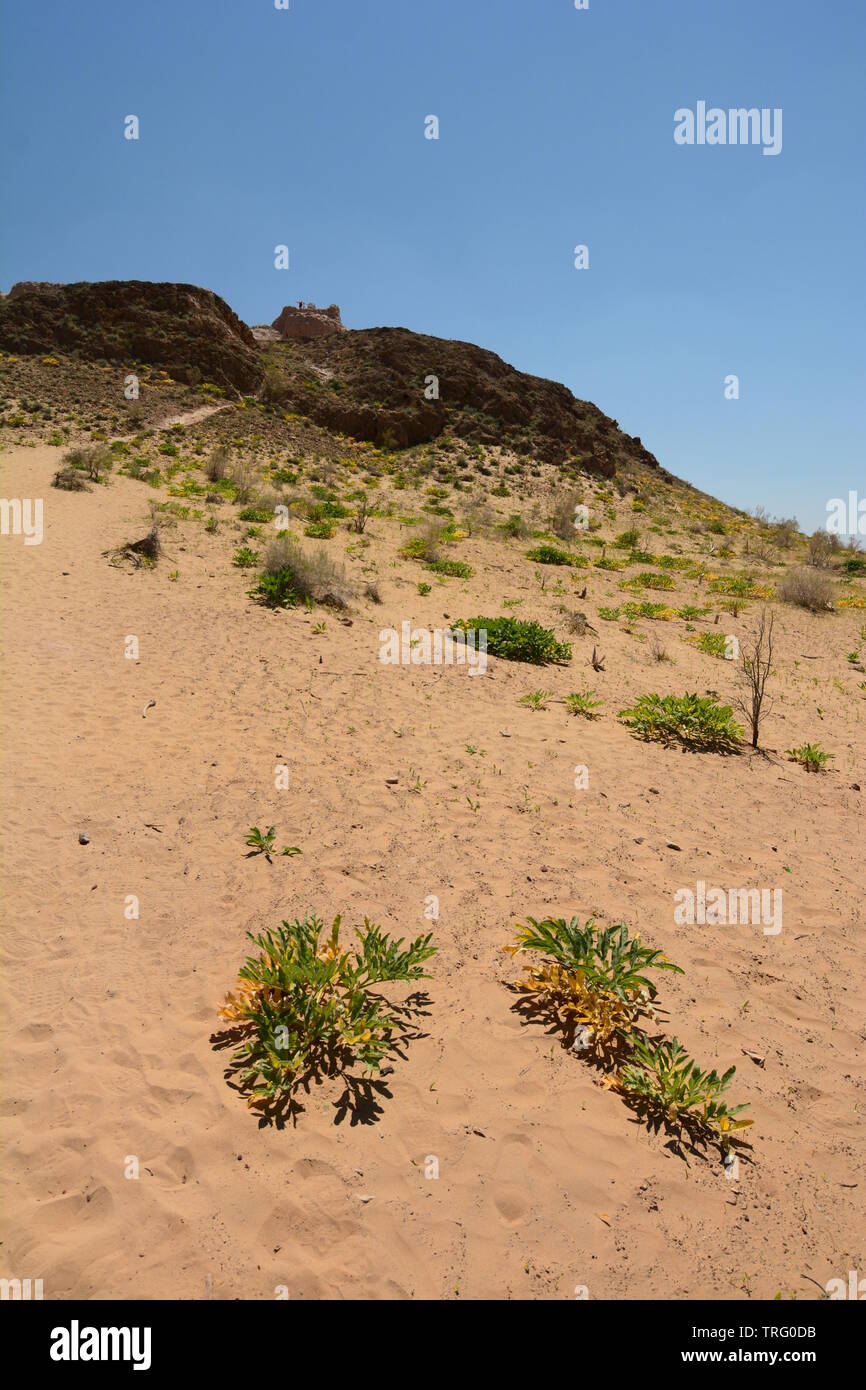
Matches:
[263,535,354,608]
[63,443,113,481]
[737,606,775,748]
[206,443,231,482]
[256,487,288,515]
[231,458,257,504]
[565,611,591,637]
[351,493,374,534]
[52,468,90,491]
[771,516,799,549]
[807,529,838,568]
[460,494,495,536]
[743,530,776,563]
[777,566,835,612]
[261,365,290,405]
[549,489,585,541]
[125,525,161,563]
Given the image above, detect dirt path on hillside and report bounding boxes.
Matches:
[154,402,234,431]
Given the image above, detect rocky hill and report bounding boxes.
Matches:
[0,280,263,393]
[263,327,659,476]
[0,279,659,478]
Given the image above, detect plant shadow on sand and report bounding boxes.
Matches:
[617,1089,754,1169]
[211,990,433,1130]
[510,991,753,1172]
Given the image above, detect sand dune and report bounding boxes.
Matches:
[1,443,864,1300]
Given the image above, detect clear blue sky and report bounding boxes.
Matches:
[1,0,863,532]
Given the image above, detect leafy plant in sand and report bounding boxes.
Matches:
[689,631,728,659]
[786,742,833,772]
[218,914,436,1106]
[245,826,278,860]
[526,544,577,566]
[506,916,682,1051]
[244,827,302,861]
[518,689,553,710]
[619,692,743,750]
[451,616,571,665]
[564,689,603,719]
[614,1034,752,1143]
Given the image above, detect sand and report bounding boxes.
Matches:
[1,442,864,1300]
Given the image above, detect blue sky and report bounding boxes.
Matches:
[1,0,863,532]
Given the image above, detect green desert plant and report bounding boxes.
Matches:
[451,616,571,666]
[709,575,756,597]
[518,689,553,710]
[619,692,743,750]
[564,689,603,719]
[218,913,436,1107]
[304,518,336,539]
[615,528,641,550]
[615,1034,752,1142]
[245,827,302,861]
[238,504,275,523]
[399,522,444,563]
[526,544,576,566]
[509,916,682,1001]
[621,601,675,621]
[500,513,530,539]
[621,572,675,591]
[245,825,277,860]
[655,555,693,571]
[246,822,276,856]
[233,546,260,568]
[786,742,833,772]
[426,557,474,578]
[251,568,298,609]
[506,916,682,1051]
[690,631,728,659]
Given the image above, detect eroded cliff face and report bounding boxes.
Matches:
[0,280,264,392]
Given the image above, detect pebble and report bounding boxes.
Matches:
[78,832,90,845]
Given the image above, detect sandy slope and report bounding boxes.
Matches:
[1,444,864,1301]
